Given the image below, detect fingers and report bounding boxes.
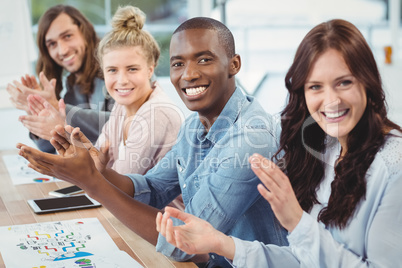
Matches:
[50,134,66,155]
[42,98,64,121]
[12,80,34,94]
[58,99,66,120]
[39,72,55,93]
[160,211,177,247]
[165,218,176,246]
[27,94,46,116]
[100,140,110,155]
[18,144,55,176]
[71,127,93,150]
[53,125,72,151]
[156,211,163,232]
[19,115,43,129]
[164,207,192,223]
[257,183,273,203]
[249,154,288,189]
[6,83,21,96]
[70,127,89,150]
[6,83,26,111]
[21,74,40,89]
[50,78,56,88]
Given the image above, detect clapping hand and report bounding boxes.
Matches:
[19,96,66,140]
[50,125,110,173]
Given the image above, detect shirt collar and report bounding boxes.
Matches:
[196,87,246,144]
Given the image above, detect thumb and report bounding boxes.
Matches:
[71,127,93,150]
[50,78,56,89]
[100,140,110,155]
[70,127,86,150]
[39,72,55,92]
[58,99,66,120]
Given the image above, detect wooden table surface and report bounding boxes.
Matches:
[0,149,196,268]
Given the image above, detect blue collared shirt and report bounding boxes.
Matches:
[127,87,288,261]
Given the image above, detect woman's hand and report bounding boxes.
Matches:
[249,153,303,232]
[156,207,235,260]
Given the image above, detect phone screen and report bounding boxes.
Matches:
[49,185,83,196]
[28,195,101,214]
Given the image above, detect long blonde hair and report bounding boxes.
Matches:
[96,6,160,69]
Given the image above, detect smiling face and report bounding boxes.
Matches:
[103,46,154,117]
[169,28,239,126]
[304,49,367,149]
[45,13,86,76]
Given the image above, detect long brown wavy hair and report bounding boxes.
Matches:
[36,5,100,98]
[276,19,401,228]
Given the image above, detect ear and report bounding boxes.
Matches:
[148,64,155,80]
[229,54,241,78]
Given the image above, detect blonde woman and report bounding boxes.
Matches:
[93,6,183,177]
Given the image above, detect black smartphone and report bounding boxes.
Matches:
[49,185,84,197]
[27,194,101,214]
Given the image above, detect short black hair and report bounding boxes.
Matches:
[173,17,235,58]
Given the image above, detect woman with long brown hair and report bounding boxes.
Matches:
[156,19,402,267]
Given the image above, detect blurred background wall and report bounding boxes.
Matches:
[1,0,401,149]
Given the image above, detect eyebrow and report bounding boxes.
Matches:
[306,74,353,84]
[170,50,216,63]
[45,29,72,45]
[104,64,140,69]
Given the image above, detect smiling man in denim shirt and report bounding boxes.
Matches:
[18,17,288,267]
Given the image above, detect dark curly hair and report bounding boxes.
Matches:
[276,19,401,228]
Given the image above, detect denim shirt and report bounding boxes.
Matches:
[127,87,288,261]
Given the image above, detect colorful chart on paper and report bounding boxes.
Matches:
[0,218,143,268]
[2,154,57,185]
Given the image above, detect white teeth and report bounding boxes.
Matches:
[63,54,74,61]
[185,86,207,96]
[116,89,132,93]
[324,110,348,119]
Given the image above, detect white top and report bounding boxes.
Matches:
[232,130,402,268]
[95,83,183,175]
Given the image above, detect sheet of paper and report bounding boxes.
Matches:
[2,154,58,184]
[0,218,143,268]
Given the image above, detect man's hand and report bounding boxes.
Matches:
[6,72,58,113]
[51,125,110,172]
[17,128,99,189]
[21,74,41,91]
[19,96,66,140]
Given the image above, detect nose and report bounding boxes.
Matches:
[324,87,341,108]
[57,40,69,57]
[118,72,128,85]
[182,62,200,82]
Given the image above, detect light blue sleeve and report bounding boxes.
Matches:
[231,169,402,267]
[232,237,299,267]
[125,146,181,207]
[288,173,402,267]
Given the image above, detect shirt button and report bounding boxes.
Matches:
[179,166,183,172]
[211,254,215,259]
[183,183,187,189]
